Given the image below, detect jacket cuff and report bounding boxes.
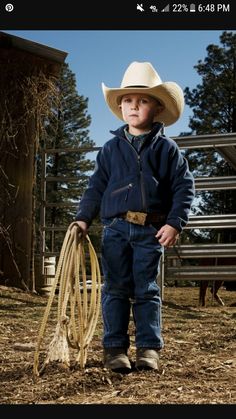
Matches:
[166,217,187,233]
[75,214,92,226]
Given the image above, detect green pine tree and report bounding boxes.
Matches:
[37,63,97,253]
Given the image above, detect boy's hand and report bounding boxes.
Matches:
[155,224,179,248]
[74,220,88,236]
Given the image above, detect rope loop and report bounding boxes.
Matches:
[33,222,101,377]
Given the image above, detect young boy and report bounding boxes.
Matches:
[75,61,195,372]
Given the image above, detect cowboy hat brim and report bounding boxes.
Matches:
[102,82,185,127]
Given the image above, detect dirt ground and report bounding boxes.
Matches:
[0,284,235,406]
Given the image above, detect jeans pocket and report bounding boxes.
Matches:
[102,217,118,229]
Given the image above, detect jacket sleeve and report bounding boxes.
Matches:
[75,147,109,225]
[166,145,195,232]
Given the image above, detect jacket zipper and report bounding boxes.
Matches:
[125,141,147,210]
[138,155,147,210]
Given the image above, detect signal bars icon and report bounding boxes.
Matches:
[161,4,170,12]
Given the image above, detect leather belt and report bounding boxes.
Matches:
[119,211,166,226]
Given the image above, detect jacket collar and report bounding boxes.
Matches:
[110,122,164,142]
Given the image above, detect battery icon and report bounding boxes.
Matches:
[189,3,196,12]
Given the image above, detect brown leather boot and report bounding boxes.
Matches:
[136,348,160,370]
[103,347,131,372]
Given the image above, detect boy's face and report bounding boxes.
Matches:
[119,93,163,134]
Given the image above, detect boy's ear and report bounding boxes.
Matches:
[155,104,164,115]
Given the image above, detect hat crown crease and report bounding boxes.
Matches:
[121,62,162,89]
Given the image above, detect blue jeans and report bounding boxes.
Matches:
[101,217,164,350]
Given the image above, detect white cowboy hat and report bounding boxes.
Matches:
[102,61,185,127]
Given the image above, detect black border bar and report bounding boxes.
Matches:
[0,1,235,30]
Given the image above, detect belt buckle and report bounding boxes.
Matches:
[126,211,147,226]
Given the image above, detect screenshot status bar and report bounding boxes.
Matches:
[0,1,235,29]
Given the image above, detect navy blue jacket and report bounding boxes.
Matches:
[76,123,195,232]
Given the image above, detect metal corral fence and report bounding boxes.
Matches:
[37,133,236,296]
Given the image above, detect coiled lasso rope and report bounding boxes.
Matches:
[33,222,101,378]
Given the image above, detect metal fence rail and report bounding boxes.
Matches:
[164,266,236,281]
[165,243,236,258]
[186,214,236,229]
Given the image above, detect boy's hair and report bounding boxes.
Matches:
[119,93,164,108]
